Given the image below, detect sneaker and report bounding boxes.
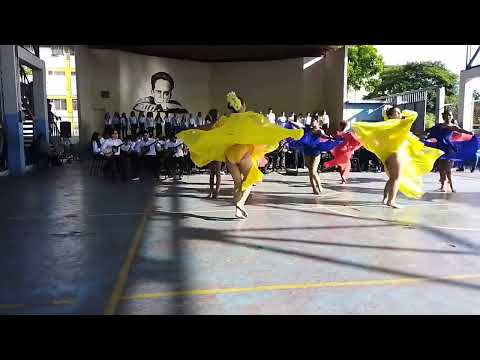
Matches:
[131,177,140,181]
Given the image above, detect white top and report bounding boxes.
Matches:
[320,114,330,127]
[188,117,197,127]
[120,117,127,127]
[146,117,155,128]
[135,138,160,156]
[277,116,287,123]
[99,137,105,145]
[305,116,312,126]
[92,141,102,154]
[166,139,184,158]
[138,116,146,124]
[121,141,135,153]
[196,116,204,126]
[101,138,123,156]
[267,112,276,124]
[129,116,138,125]
[104,116,112,125]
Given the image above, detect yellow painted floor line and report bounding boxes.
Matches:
[103,202,150,315]
[120,273,480,302]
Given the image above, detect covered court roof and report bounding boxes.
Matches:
[87,45,339,62]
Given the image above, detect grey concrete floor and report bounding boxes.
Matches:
[2,163,480,314]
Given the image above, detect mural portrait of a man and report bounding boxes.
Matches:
[133,72,188,115]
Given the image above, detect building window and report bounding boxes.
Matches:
[72,99,78,111]
[53,99,67,111]
[53,70,65,76]
[48,70,54,76]
[71,71,76,76]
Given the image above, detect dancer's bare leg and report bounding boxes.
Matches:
[234,156,254,218]
[446,160,455,192]
[304,156,318,194]
[385,153,403,208]
[438,160,447,192]
[226,162,243,203]
[211,161,222,198]
[311,155,323,193]
[383,180,390,204]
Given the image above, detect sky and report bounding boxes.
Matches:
[374,45,480,89]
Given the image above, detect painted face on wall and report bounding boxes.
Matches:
[152,79,172,108]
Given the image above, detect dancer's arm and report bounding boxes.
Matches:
[448,125,473,135]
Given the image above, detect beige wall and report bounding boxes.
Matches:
[76,46,347,148]
[210,58,304,115]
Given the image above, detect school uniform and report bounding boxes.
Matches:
[129,116,138,136]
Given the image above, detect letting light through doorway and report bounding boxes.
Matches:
[303,56,324,70]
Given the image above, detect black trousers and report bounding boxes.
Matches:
[148,127,155,137]
[130,124,138,137]
[167,156,184,177]
[139,123,145,134]
[104,124,112,135]
[104,155,127,180]
[133,155,159,179]
[121,126,128,139]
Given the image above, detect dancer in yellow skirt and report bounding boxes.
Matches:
[351,107,443,208]
[177,92,303,218]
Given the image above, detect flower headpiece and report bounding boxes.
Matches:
[226,91,242,112]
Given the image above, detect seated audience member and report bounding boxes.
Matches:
[132,131,162,181]
[101,130,126,180]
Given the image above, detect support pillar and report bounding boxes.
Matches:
[0,45,25,175]
[32,63,49,143]
[435,87,445,124]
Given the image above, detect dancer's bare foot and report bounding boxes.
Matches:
[382,198,388,205]
[206,192,213,199]
[212,191,219,199]
[387,201,402,209]
[313,189,320,195]
[318,186,324,193]
[438,188,446,192]
[235,204,248,219]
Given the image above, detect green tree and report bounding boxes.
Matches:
[347,45,384,92]
[367,61,458,113]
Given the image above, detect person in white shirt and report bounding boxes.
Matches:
[120,112,128,139]
[297,113,305,125]
[91,132,103,155]
[188,113,197,128]
[155,113,163,138]
[129,111,138,137]
[146,111,155,136]
[267,108,276,124]
[112,112,121,135]
[101,130,126,180]
[132,131,161,180]
[196,112,204,126]
[276,111,287,126]
[305,112,312,127]
[288,112,295,122]
[138,111,146,134]
[166,135,184,179]
[320,110,330,133]
[104,112,112,134]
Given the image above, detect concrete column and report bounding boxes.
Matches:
[0,45,25,175]
[435,87,445,124]
[323,46,347,130]
[458,67,480,130]
[32,63,49,143]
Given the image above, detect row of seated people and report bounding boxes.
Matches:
[91,130,194,181]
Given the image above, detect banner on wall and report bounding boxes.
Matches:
[133,71,189,116]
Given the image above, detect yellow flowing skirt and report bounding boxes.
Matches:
[351,110,443,199]
[177,111,304,190]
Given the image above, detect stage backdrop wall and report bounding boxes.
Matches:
[76,46,346,148]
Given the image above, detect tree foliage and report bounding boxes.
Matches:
[366,61,458,113]
[347,45,384,92]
